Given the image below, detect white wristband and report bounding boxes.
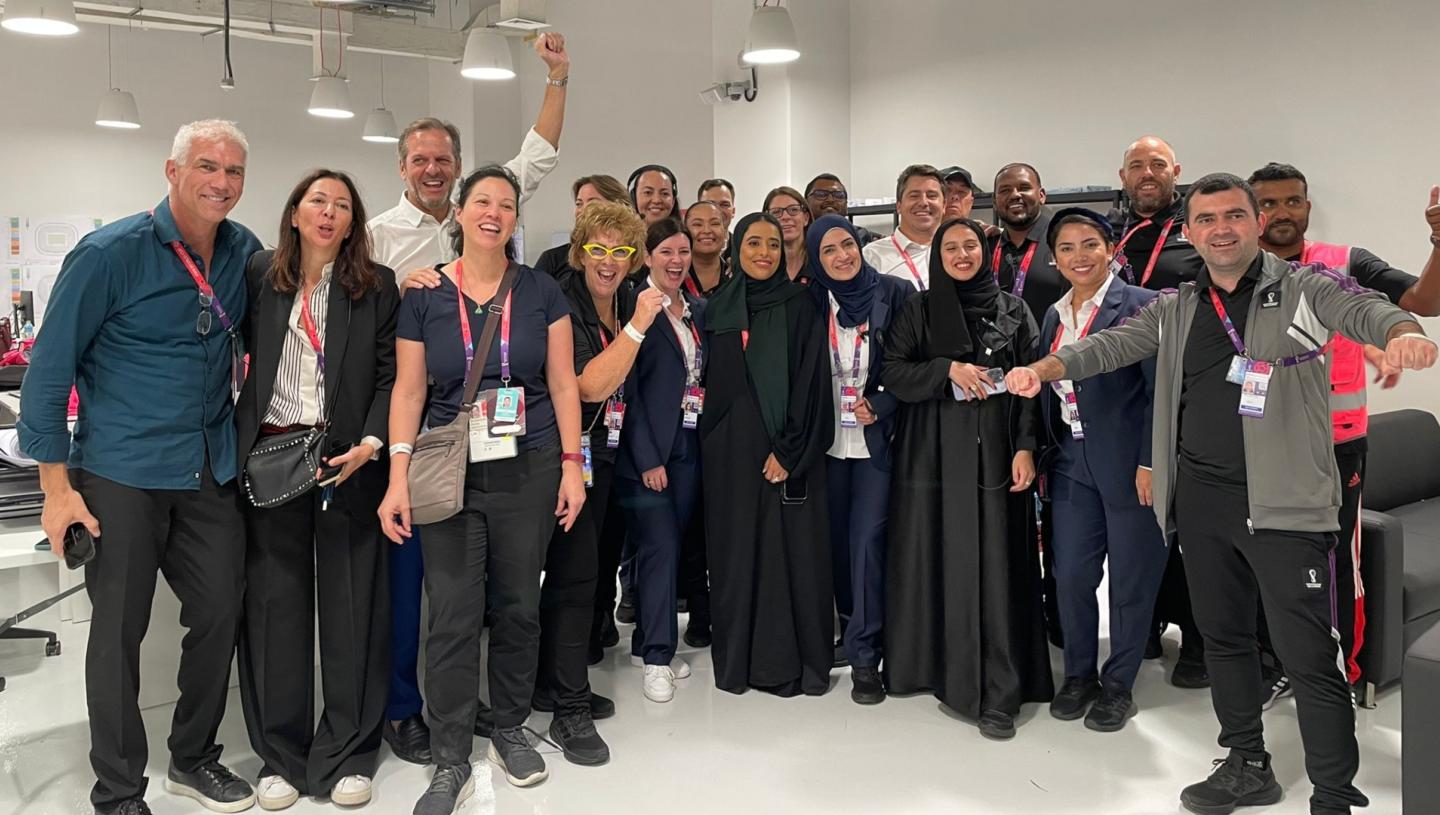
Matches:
[623,322,646,343]
[1398,332,1437,346]
[389,442,414,457]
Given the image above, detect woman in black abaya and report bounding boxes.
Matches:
[700,213,834,697]
[882,218,1053,738]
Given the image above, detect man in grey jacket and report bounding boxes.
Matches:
[1006,173,1436,815]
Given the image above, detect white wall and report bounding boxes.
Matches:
[847,0,1440,416]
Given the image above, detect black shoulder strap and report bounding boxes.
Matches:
[460,263,520,407]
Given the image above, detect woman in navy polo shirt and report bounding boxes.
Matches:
[379,166,585,803]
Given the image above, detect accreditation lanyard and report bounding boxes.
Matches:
[668,310,703,386]
[596,321,624,402]
[992,241,1038,297]
[1207,288,1327,368]
[167,240,244,401]
[890,235,927,291]
[455,259,514,383]
[298,289,326,374]
[827,304,866,387]
[684,269,702,298]
[1050,303,1101,354]
[1114,217,1174,287]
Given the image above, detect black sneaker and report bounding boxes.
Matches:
[163,760,256,813]
[1172,656,1211,689]
[598,613,620,648]
[473,698,494,738]
[850,666,886,705]
[548,710,611,766]
[100,797,153,815]
[615,597,637,625]
[683,621,712,648]
[1260,673,1292,711]
[1084,685,1136,732]
[977,709,1016,740]
[676,596,689,614]
[412,763,473,815]
[1179,753,1282,814]
[832,638,849,668]
[384,715,433,765]
[488,727,549,787]
[1049,675,1101,721]
[1145,629,1165,660]
[531,689,616,720]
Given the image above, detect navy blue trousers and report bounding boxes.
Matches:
[617,428,701,665]
[386,526,424,720]
[1050,460,1167,690]
[826,454,890,669]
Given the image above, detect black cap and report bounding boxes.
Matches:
[939,165,981,193]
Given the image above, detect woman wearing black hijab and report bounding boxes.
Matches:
[701,212,835,697]
[882,218,1053,739]
[806,214,916,706]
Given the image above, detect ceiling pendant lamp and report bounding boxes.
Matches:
[95,29,140,129]
[460,28,514,80]
[741,3,800,65]
[308,75,354,119]
[1,0,78,36]
[363,55,398,143]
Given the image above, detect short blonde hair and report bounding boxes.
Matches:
[170,119,248,165]
[569,201,647,274]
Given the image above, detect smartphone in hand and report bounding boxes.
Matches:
[63,523,96,570]
[317,439,351,486]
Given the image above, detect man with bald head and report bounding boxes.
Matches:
[1109,136,1205,291]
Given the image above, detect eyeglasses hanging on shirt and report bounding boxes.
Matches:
[166,240,244,403]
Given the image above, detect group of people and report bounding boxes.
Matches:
[19,28,1440,815]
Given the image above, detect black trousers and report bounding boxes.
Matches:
[420,449,560,765]
[1153,532,1205,660]
[1174,474,1367,814]
[536,456,609,715]
[590,475,628,639]
[75,467,245,810]
[679,494,711,626]
[236,482,389,795]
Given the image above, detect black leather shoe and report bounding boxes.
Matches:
[598,614,620,648]
[1172,656,1211,689]
[615,597,636,625]
[1144,630,1164,660]
[384,715,433,765]
[850,666,886,705]
[1049,675,1101,721]
[100,796,154,815]
[531,690,615,720]
[977,709,1016,740]
[163,760,256,813]
[1084,685,1136,732]
[1179,753,1281,814]
[683,622,712,648]
[832,639,849,668]
[474,699,495,738]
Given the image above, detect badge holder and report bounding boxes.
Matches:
[606,401,626,448]
[469,400,518,462]
[682,385,705,429]
[482,387,528,437]
[1237,360,1272,418]
[839,385,859,428]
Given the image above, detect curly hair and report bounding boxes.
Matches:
[568,201,647,275]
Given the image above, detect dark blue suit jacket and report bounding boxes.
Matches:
[812,275,916,472]
[1039,278,1158,500]
[616,284,707,481]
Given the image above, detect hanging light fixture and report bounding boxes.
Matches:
[95,28,141,129]
[740,3,800,65]
[460,28,514,80]
[1,0,78,36]
[309,76,354,119]
[362,55,398,143]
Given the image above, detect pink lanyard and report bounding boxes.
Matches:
[992,241,1038,297]
[454,259,514,382]
[890,235,926,291]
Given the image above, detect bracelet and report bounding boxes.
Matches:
[1398,332,1436,345]
[389,443,414,457]
[560,452,585,465]
[546,75,569,87]
[623,322,646,343]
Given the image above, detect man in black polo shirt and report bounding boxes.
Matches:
[992,162,1063,321]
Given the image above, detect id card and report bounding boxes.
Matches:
[605,401,626,449]
[581,436,594,488]
[1238,360,1272,418]
[469,402,519,462]
[839,385,859,428]
[1226,355,1249,385]
[682,385,705,429]
[482,388,527,436]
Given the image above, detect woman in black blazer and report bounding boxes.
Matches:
[805,214,915,707]
[615,218,707,704]
[235,169,398,810]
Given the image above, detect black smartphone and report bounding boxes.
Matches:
[780,479,807,506]
[63,523,96,570]
[317,439,351,486]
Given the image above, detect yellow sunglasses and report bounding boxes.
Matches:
[582,243,638,261]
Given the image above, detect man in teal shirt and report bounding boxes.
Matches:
[19,119,262,815]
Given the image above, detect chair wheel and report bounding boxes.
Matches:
[45,641,61,657]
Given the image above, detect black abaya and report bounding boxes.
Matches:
[701,293,834,696]
[881,291,1054,718]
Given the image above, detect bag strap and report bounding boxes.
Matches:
[460,263,519,409]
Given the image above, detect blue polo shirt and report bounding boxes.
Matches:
[18,198,260,489]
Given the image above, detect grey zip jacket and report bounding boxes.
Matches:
[1053,251,1414,536]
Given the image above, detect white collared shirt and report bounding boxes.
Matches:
[863,230,930,291]
[648,277,698,383]
[1050,273,1117,417]
[263,264,333,428]
[367,127,559,286]
[825,293,870,460]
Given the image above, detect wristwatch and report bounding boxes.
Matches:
[546,75,568,88]
[1430,234,1440,248]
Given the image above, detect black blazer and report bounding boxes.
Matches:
[237,250,399,505]
[615,283,707,481]
[810,275,915,471]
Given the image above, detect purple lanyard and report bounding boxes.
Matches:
[1208,288,1329,367]
[828,304,866,386]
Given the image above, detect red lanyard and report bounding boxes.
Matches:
[827,303,866,386]
[1114,217,1174,287]
[992,241,1038,297]
[455,259,514,382]
[741,329,749,351]
[298,287,326,374]
[168,241,236,333]
[684,270,701,298]
[667,308,703,384]
[1207,287,1329,367]
[890,235,926,291]
[1050,302,1102,354]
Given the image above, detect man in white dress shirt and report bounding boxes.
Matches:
[862,164,945,291]
[369,30,572,766]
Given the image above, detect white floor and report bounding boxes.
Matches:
[0,618,1403,815]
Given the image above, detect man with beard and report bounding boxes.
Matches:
[804,173,880,246]
[993,163,1064,321]
[1247,162,1440,706]
[1109,135,1206,291]
[863,164,945,291]
[1109,135,1209,690]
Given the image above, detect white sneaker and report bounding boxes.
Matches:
[643,665,676,702]
[632,655,691,679]
[331,774,372,807]
[257,775,299,811]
